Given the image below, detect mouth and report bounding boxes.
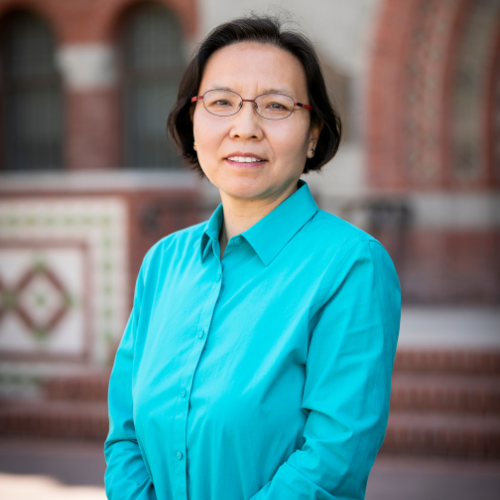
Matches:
[224,153,268,168]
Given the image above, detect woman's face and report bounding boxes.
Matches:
[192,42,321,203]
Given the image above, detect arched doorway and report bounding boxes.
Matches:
[367,0,500,303]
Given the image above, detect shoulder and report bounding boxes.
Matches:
[306,210,401,306]
[139,220,208,278]
[305,209,387,261]
[300,209,400,294]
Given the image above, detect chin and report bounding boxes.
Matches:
[218,176,271,200]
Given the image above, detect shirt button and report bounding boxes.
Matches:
[176,451,183,460]
[216,271,221,281]
[234,237,242,245]
[198,330,204,339]
[181,389,187,398]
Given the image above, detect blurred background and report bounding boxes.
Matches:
[0,0,498,498]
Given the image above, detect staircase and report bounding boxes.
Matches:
[1,349,499,458]
[0,372,109,441]
[383,349,500,458]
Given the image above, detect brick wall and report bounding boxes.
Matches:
[366,0,500,303]
[0,0,198,172]
[0,0,198,43]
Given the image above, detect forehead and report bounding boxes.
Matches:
[199,41,308,97]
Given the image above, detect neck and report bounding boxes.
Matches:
[218,180,300,258]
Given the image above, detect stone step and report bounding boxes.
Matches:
[382,411,500,458]
[0,400,108,441]
[391,373,500,414]
[44,371,111,402]
[393,350,500,375]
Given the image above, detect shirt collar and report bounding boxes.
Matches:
[200,202,224,261]
[201,180,318,266]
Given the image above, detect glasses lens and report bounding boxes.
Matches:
[255,94,294,120]
[203,90,242,116]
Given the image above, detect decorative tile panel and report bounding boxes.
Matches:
[0,245,87,357]
[0,198,128,365]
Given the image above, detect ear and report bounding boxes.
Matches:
[307,120,323,158]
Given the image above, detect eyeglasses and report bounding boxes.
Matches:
[190,89,313,120]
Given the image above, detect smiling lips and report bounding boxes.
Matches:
[228,156,263,163]
[225,153,267,167]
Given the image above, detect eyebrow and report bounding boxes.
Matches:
[204,85,294,98]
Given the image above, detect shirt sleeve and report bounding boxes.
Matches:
[104,263,158,500]
[249,239,401,500]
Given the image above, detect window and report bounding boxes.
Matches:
[121,3,185,169]
[0,11,63,171]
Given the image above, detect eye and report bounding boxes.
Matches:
[213,99,231,106]
[267,102,286,110]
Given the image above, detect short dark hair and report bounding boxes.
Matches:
[167,15,342,175]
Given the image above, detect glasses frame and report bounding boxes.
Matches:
[190,89,314,120]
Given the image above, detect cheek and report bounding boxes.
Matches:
[268,121,310,157]
[193,110,226,146]
[193,114,226,178]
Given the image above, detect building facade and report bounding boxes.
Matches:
[0,0,498,390]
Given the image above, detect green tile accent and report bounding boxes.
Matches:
[34,328,49,341]
[63,293,74,308]
[2,291,17,309]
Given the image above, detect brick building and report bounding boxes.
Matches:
[0,0,498,459]
[0,0,202,373]
[0,0,498,392]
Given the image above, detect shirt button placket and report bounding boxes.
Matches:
[174,258,223,500]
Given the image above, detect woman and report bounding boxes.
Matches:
[104,15,401,500]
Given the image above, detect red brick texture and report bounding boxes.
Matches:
[383,349,500,458]
[0,400,108,441]
[367,0,417,190]
[376,229,500,304]
[0,0,198,43]
[367,0,499,190]
[66,90,120,171]
[393,349,500,375]
[45,372,111,402]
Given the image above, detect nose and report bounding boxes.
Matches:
[228,100,264,141]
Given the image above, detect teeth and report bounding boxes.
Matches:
[228,156,262,163]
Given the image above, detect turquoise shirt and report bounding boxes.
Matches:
[104,180,401,500]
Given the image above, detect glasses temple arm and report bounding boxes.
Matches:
[295,102,313,110]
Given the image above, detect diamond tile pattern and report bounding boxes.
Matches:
[15,266,69,336]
